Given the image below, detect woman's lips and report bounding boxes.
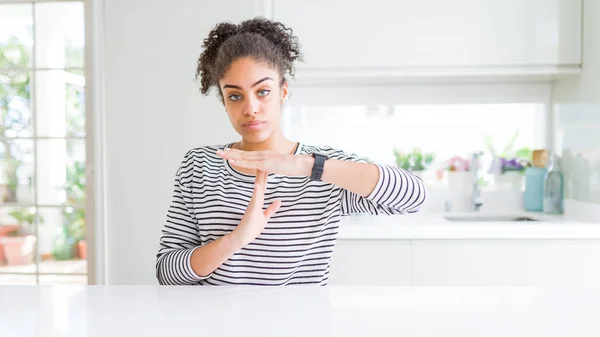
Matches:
[242,121,266,130]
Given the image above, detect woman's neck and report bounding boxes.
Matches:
[234,132,298,154]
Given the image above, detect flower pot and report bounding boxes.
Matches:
[0,225,19,265]
[0,225,19,237]
[445,171,474,212]
[447,171,472,193]
[77,240,87,260]
[494,172,523,192]
[0,235,36,266]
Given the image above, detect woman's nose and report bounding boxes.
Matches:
[243,97,259,116]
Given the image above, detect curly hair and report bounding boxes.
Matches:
[195,17,302,98]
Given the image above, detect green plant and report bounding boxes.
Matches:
[52,159,86,259]
[483,129,533,162]
[393,150,411,170]
[7,207,44,236]
[3,157,22,201]
[1,38,32,203]
[412,148,435,171]
[61,161,86,242]
[393,147,435,172]
[66,209,85,242]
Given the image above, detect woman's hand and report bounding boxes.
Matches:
[216,148,313,176]
[229,170,282,247]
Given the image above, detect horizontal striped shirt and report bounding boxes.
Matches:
[156,142,426,285]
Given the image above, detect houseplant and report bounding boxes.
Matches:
[0,208,42,265]
[53,160,86,260]
[484,130,532,191]
[443,155,472,192]
[0,222,19,265]
[393,147,435,177]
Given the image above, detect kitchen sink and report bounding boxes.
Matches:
[443,215,540,222]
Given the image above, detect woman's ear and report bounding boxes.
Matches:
[280,80,289,103]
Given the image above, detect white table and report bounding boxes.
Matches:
[1,285,598,337]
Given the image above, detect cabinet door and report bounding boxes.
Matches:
[273,0,581,69]
[329,240,411,286]
[411,240,600,287]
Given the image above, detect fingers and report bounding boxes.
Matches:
[216,149,267,170]
[248,170,268,209]
[228,159,262,170]
[264,199,282,220]
[217,148,266,160]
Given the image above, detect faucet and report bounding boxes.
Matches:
[471,151,484,211]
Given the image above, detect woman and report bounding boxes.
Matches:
[156,17,426,286]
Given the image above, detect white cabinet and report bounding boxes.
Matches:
[273,0,581,72]
[411,240,600,287]
[328,240,411,286]
[331,239,600,287]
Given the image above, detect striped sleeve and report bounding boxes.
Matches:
[156,152,210,285]
[338,154,427,216]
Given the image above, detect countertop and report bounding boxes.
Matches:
[1,285,599,337]
[338,212,600,239]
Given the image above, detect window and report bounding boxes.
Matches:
[282,84,548,187]
[0,1,87,285]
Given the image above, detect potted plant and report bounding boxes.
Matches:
[443,155,472,192]
[0,222,19,265]
[411,148,435,173]
[393,147,435,178]
[0,208,42,266]
[66,208,86,259]
[492,157,530,191]
[54,161,86,260]
[484,130,532,191]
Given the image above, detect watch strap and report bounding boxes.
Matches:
[310,153,327,181]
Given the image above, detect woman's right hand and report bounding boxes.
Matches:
[229,170,282,248]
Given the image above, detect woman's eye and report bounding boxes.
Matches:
[229,94,242,101]
[258,89,270,97]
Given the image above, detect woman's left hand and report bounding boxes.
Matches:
[216,148,313,176]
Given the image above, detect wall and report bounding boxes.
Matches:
[97,0,591,285]
[102,0,254,284]
[552,0,600,205]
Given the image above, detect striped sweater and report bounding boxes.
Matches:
[156,142,426,285]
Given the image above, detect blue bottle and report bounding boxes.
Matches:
[524,166,547,212]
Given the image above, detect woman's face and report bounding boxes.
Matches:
[219,57,288,144]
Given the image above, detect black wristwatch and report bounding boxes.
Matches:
[310,152,328,181]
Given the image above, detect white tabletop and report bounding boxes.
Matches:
[1,285,599,337]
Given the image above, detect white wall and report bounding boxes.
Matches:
[552,0,600,205]
[97,0,590,285]
[102,0,254,284]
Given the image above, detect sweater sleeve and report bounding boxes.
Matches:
[337,152,427,216]
[156,151,210,285]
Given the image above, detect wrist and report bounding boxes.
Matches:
[225,230,247,251]
[300,155,315,177]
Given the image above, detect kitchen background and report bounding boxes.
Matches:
[0,0,598,286]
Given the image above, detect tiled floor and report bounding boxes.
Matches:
[0,260,87,285]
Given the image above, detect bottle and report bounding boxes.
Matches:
[524,150,548,212]
[543,153,564,214]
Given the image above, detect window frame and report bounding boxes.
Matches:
[0,0,103,285]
